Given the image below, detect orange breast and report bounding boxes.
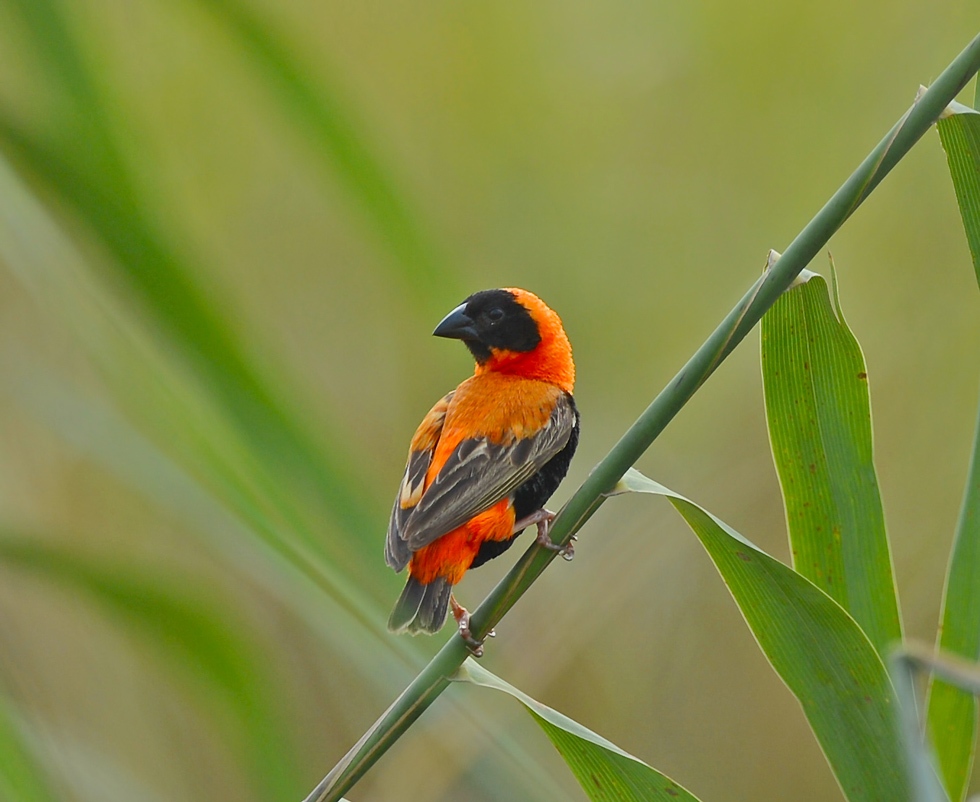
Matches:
[409,498,516,584]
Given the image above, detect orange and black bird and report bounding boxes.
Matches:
[385,288,579,650]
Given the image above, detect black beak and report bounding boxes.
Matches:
[433,304,478,340]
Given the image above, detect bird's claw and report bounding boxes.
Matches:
[534,517,575,561]
[457,612,490,657]
[451,596,490,657]
[538,533,575,560]
[515,508,575,560]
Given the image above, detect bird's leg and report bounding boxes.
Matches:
[514,508,575,561]
[450,595,494,657]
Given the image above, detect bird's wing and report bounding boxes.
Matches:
[385,391,454,571]
[401,392,576,551]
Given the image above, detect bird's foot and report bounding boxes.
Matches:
[516,508,575,560]
[450,595,493,657]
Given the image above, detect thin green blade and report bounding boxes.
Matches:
[454,659,701,802]
[613,469,910,802]
[937,102,980,289]
[761,266,901,655]
[927,99,980,802]
[927,400,980,802]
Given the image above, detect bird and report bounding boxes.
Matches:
[385,288,580,654]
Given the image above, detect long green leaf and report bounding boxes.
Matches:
[927,398,980,802]
[454,659,701,802]
[761,265,901,655]
[612,469,910,802]
[926,98,980,802]
[937,101,980,288]
[894,645,975,802]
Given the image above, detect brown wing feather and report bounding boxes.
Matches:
[401,393,576,551]
[385,392,453,571]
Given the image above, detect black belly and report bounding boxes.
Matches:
[470,395,580,569]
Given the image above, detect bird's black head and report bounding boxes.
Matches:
[433,289,541,364]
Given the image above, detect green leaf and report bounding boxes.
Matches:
[760,265,901,655]
[927,402,980,802]
[937,101,980,289]
[454,659,701,802]
[894,646,976,802]
[612,469,910,802]
[927,99,980,802]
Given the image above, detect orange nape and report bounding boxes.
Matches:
[408,498,516,585]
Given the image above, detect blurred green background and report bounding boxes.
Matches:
[0,1,978,801]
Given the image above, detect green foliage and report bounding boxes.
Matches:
[761,267,900,654]
[0,150,399,667]
[455,659,701,802]
[611,470,908,802]
[927,406,980,802]
[924,99,980,802]
[937,103,980,289]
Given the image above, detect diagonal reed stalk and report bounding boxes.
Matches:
[305,32,980,802]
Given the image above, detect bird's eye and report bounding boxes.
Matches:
[487,308,504,322]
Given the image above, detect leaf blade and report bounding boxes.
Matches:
[926,100,980,802]
[614,469,910,802]
[937,103,980,290]
[761,268,901,655]
[455,659,702,802]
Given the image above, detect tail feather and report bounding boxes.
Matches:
[388,576,452,634]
